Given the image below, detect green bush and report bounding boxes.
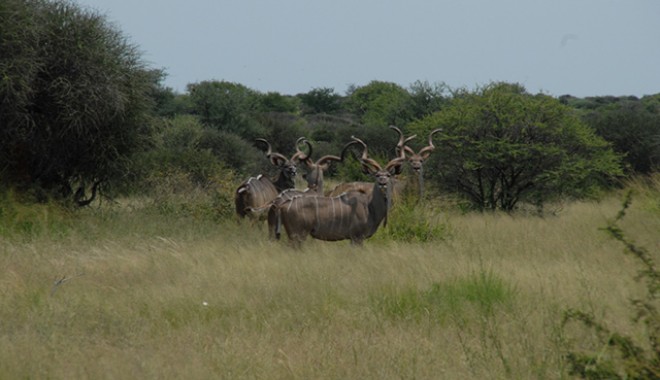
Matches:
[409,82,624,211]
[380,202,449,243]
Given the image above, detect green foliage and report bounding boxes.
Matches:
[409,82,624,211]
[345,81,414,127]
[298,87,343,114]
[258,91,300,113]
[577,95,660,175]
[372,270,516,322]
[125,115,237,220]
[132,116,225,185]
[0,190,75,240]
[197,128,263,175]
[151,87,193,117]
[256,112,307,155]
[408,80,450,119]
[142,168,236,221]
[187,80,262,137]
[380,202,449,243]
[563,192,660,379]
[0,0,157,199]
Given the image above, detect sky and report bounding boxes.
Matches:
[74,0,660,98]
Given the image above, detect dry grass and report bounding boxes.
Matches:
[1,182,658,379]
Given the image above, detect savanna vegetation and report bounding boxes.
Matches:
[1,0,659,378]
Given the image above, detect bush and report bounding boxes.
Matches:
[409,82,624,211]
[0,0,156,199]
[379,202,449,243]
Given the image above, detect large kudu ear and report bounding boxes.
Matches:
[256,138,289,167]
[418,128,442,160]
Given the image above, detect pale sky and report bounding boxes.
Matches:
[74,0,660,97]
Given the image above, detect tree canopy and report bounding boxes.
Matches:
[409,83,624,211]
[0,0,157,201]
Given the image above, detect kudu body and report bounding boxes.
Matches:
[234,138,309,219]
[279,137,404,247]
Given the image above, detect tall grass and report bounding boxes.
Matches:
[1,177,658,379]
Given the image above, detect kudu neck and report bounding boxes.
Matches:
[368,181,390,229]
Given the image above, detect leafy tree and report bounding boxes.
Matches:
[132,115,245,184]
[256,112,307,156]
[187,80,261,137]
[258,91,299,113]
[298,87,342,114]
[0,0,157,202]
[151,86,193,118]
[408,80,450,120]
[345,81,413,127]
[576,95,660,175]
[409,82,624,211]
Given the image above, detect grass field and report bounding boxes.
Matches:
[1,179,658,379]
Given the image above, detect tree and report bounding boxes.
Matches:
[574,95,660,175]
[345,81,413,127]
[0,0,157,202]
[298,87,342,115]
[187,80,261,137]
[409,82,624,211]
[258,91,299,113]
[408,80,450,120]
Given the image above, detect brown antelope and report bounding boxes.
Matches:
[234,137,310,219]
[391,126,442,200]
[278,136,405,247]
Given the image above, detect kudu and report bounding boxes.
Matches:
[234,137,310,220]
[391,126,442,200]
[278,136,405,247]
[325,125,407,198]
[267,141,344,240]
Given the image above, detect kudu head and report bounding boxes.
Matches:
[255,137,311,190]
[342,136,405,196]
[298,139,342,193]
[390,126,442,174]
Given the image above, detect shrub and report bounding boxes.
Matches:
[380,202,449,243]
[563,192,660,379]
